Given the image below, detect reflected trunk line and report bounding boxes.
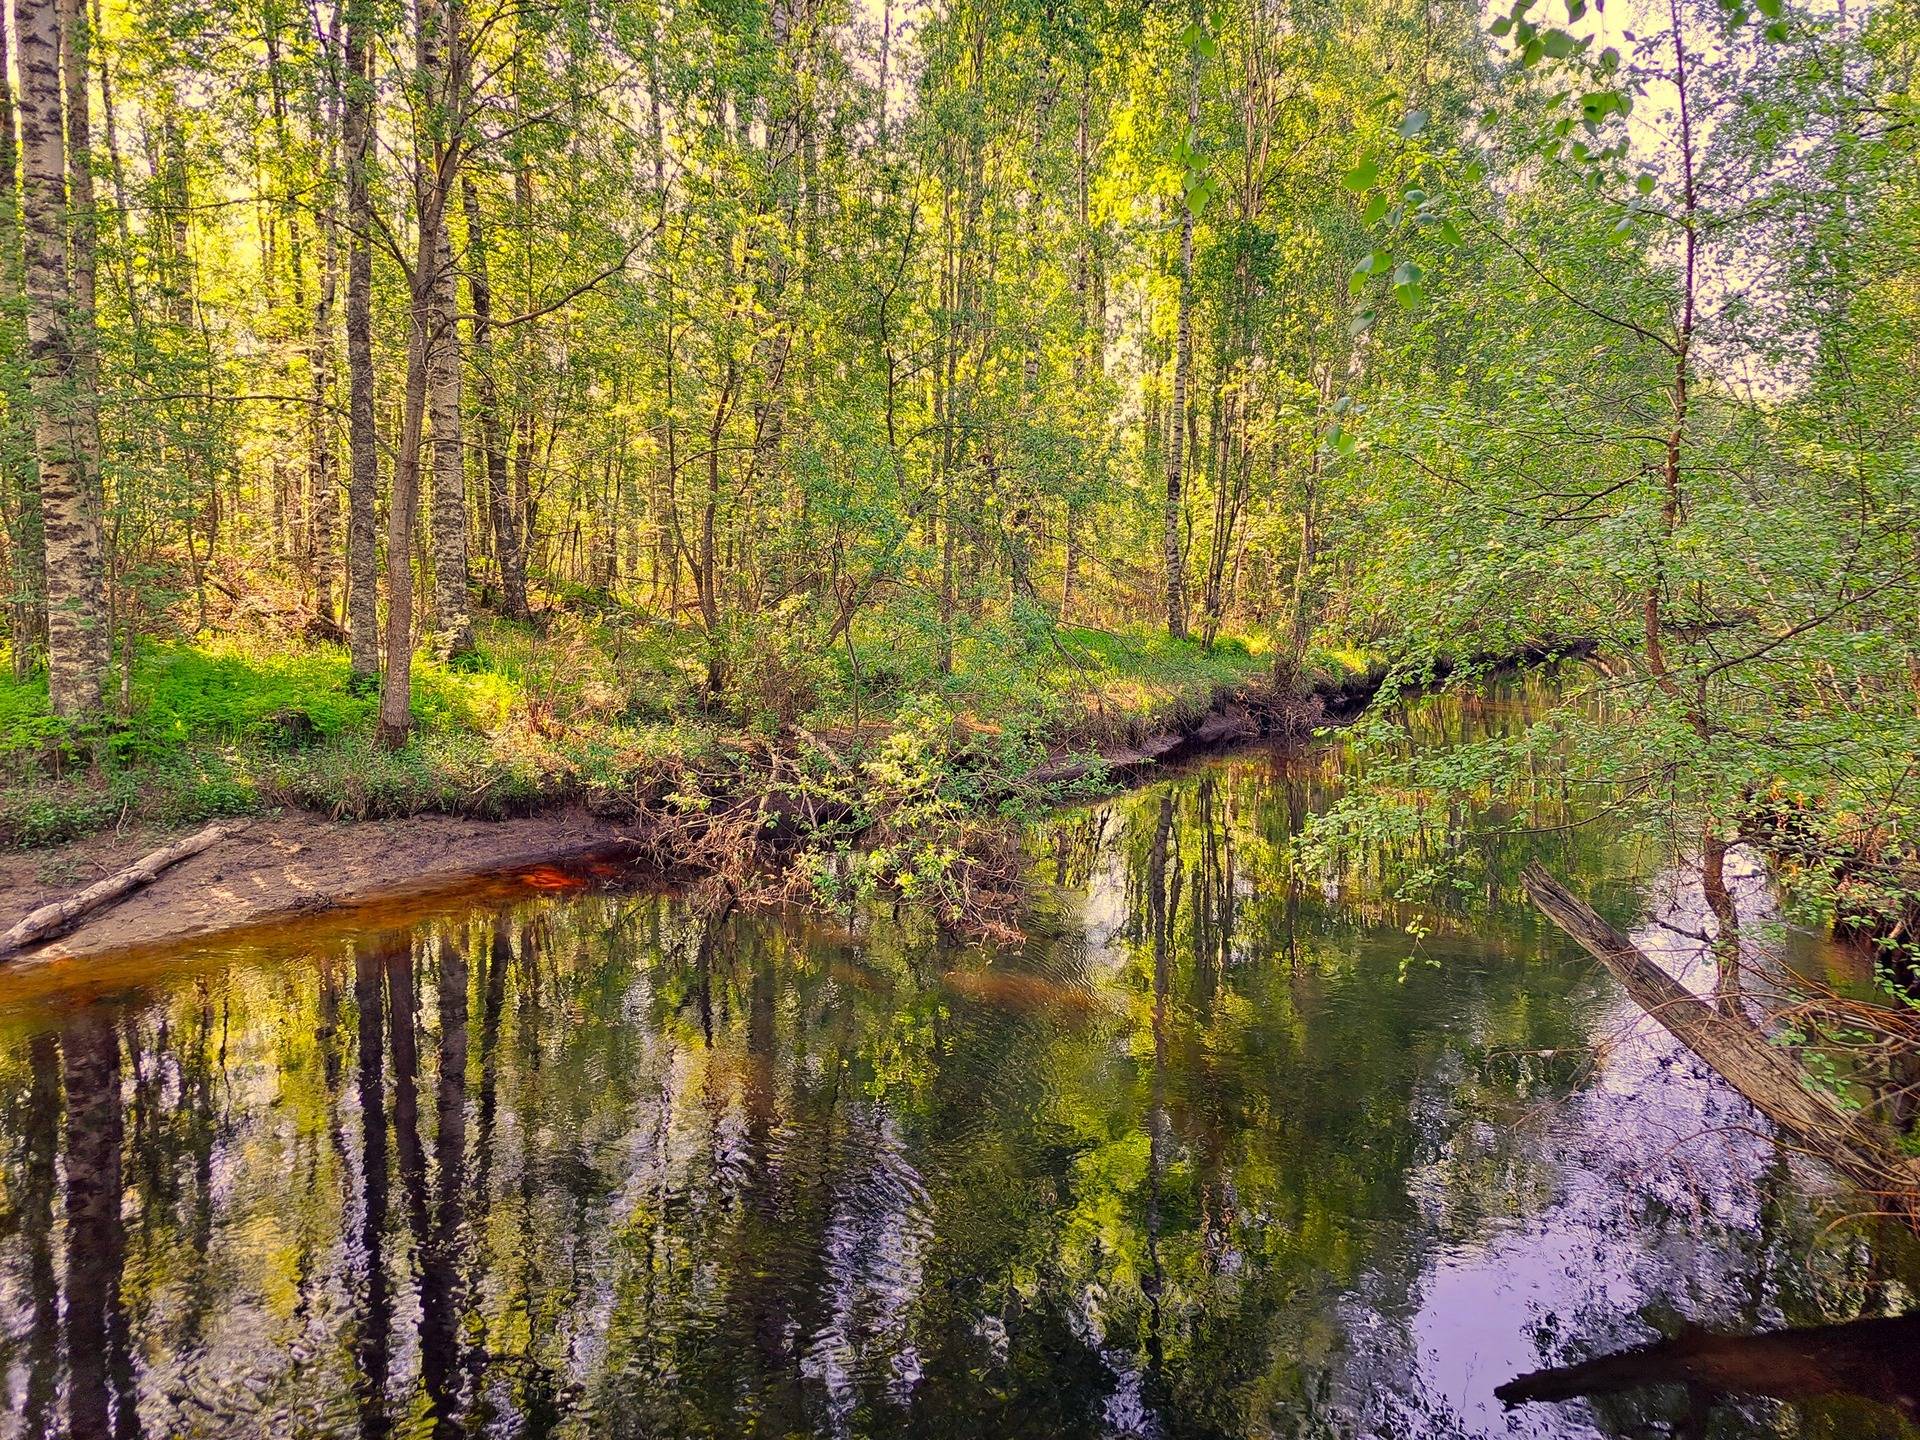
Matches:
[353,939,393,1440]
[385,934,430,1242]
[460,909,512,1404]
[21,1032,60,1440]
[507,914,565,1421]
[317,954,358,1269]
[1143,792,1174,1376]
[61,1007,138,1440]
[161,986,222,1363]
[420,922,471,1437]
[739,938,800,1417]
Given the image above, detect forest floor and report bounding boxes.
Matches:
[0,594,1376,960]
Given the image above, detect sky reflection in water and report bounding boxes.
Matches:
[0,717,1916,1439]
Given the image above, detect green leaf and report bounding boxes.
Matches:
[1362,192,1389,225]
[1763,18,1788,39]
[1542,27,1577,58]
[1565,0,1587,18]
[1392,260,1425,288]
[1438,218,1464,246]
[1580,90,1622,123]
[1754,0,1782,16]
[1348,309,1376,336]
[1344,154,1380,192]
[1490,14,1513,36]
[1398,109,1429,139]
[1635,172,1655,195]
[1349,271,1368,298]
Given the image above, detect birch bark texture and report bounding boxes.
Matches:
[14,0,106,716]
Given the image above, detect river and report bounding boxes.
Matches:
[1,686,1915,1439]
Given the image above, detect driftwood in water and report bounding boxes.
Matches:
[1497,1311,1920,1420]
[1519,862,1920,1210]
[0,820,251,956]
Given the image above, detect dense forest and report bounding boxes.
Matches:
[7,1,1920,1431]
[0,0,1915,953]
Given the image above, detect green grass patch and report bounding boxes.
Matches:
[0,604,1274,848]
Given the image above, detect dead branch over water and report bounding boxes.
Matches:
[1520,861,1920,1217]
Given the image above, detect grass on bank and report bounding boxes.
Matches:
[0,599,1336,848]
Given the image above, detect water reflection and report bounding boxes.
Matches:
[0,733,1916,1440]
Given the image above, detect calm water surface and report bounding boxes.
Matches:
[2,702,1916,1439]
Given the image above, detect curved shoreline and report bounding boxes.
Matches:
[0,641,1599,970]
[0,715,1282,971]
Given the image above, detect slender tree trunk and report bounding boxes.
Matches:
[509,157,535,595]
[343,1,379,677]
[421,0,469,656]
[1645,0,1698,729]
[427,217,471,653]
[383,0,466,741]
[1163,41,1198,643]
[0,0,45,677]
[1063,74,1091,623]
[308,9,342,629]
[461,175,526,620]
[1700,828,1740,1014]
[61,1012,127,1440]
[380,252,433,748]
[57,0,95,412]
[1282,436,1319,687]
[308,226,340,628]
[17,0,105,717]
[57,0,103,683]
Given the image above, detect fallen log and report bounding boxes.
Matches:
[1,819,251,956]
[1497,1311,1920,1419]
[1519,861,1920,1211]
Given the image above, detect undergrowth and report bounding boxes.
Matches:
[0,601,1295,857]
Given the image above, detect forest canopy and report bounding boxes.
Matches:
[0,0,1915,953]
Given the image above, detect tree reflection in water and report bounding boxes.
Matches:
[0,734,1916,1439]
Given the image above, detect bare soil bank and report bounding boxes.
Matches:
[0,644,1591,968]
[0,806,639,967]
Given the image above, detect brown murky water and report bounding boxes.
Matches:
[2,694,1916,1438]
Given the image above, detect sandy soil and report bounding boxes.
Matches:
[0,806,638,966]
